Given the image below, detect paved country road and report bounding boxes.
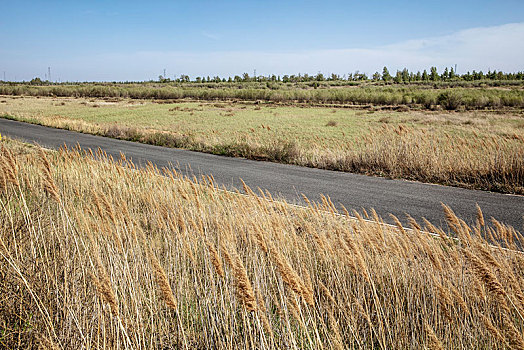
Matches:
[1,117,523,231]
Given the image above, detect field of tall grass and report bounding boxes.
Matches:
[1,138,524,349]
[1,96,523,194]
[1,83,524,110]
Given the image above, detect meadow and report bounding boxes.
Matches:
[1,95,523,194]
[1,138,524,349]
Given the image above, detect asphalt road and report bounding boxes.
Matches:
[1,117,522,230]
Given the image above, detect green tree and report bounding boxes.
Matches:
[401,68,409,82]
[30,77,43,85]
[422,70,429,81]
[441,67,449,80]
[394,70,402,83]
[449,67,456,79]
[430,67,439,81]
[382,67,392,82]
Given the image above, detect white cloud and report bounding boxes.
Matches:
[201,31,221,40]
[9,22,524,81]
[377,22,524,73]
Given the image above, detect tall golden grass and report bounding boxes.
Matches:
[1,138,524,349]
[308,124,524,194]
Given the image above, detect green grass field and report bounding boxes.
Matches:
[1,95,522,150]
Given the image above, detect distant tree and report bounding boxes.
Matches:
[394,71,402,83]
[430,67,439,81]
[382,67,392,82]
[354,71,367,81]
[441,67,449,80]
[242,73,250,82]
[30,77,43,85]
[282,75,290,83]
[372,71,381,81]
[401,68,409,82]
[422,69,429,81]
[416,71,422,81]
[449,67,456,79]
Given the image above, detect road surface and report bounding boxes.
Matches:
[1,117,522,230]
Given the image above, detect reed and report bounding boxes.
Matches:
[1,137,523,348]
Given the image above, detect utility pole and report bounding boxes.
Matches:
[253,69,256,81]
[455,64,457,74]
[163,68,166,78]
[48,67,51,82]
[2,71,5,81]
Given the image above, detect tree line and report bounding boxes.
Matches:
[155,67,524,84]
[2,67,523,86]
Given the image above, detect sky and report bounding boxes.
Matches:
[1,0,524,81]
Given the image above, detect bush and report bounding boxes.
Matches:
[1,83,523,110]
[438,91,462,110]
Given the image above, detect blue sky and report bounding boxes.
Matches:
[1,0,524,81]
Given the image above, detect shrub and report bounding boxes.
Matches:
[438,91,462,110]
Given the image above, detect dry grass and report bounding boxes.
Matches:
[1,138,524,349]
[1,96,523,193]
[312,124,524,194]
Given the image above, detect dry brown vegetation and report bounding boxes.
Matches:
[1,138,524,349]
[316,125,524,194]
